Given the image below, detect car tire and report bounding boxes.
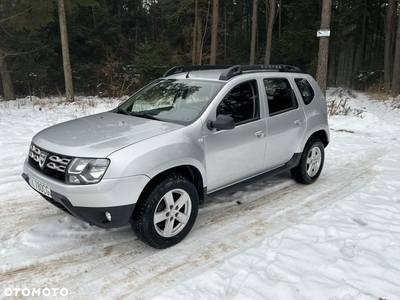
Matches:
[291,139,325,184]
[131,173,199,249]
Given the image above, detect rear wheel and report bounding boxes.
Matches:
[131,174,199,249]
[291,139,325,184]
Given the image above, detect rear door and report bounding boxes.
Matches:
[262,77,307,171]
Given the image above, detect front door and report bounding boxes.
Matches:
[203,80,267,192]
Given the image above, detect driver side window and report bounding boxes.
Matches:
[216,80,259,125]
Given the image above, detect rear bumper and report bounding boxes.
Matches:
[22,172,138,228]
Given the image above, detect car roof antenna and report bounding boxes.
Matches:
[186,70,191,78]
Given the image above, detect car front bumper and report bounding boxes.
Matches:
[24,173,135,228]
[22,159,150,228]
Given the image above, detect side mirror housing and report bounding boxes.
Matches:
[207,114,235,130]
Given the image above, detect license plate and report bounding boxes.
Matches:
[29,176,52,198]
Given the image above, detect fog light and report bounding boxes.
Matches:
[105,212,111,222]
[69,175,81,184]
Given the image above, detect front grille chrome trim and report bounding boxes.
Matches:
[28,143,73,182]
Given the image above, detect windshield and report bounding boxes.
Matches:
[117,79,224,125]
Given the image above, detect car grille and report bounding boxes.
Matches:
[28,143,73,182]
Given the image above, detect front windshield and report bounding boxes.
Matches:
[117,79,224,125]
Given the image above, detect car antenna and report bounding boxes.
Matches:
[186,70,191,78]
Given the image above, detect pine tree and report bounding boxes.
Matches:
[210,0,219,64]
[58,0,74,102]
[392,15,400,96]
[265,0,276,65]
[316,0,332,95]
[250,0,258,64]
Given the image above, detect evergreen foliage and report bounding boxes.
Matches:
[0,0,398,98]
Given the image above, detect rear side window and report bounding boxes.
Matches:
[295,78,315,105]
[264,78,298,116]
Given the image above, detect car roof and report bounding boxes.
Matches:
[163,65,304,82]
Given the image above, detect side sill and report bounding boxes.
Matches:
[204,153,301,201]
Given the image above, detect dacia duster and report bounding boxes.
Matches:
[22,65,330,249]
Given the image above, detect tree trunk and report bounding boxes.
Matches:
[392,16,400,96]
[265,0,276,65]
[353,0,367,74]
[58,0,74,102]
[348,38,356,87]
[278,0,282,39]
[316,0,332,96]
[210,0,219,65]
[196,9,203,65]
[192,0,199,65]
[192,0,203,65]
[384,0,396,88]
[0,47,15,101]
[249,0,258,65]
[359,0,367,70]
[224,3,227,64]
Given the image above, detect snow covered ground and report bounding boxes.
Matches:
[0,90,399,299]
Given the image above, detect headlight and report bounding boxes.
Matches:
[67,158,110,184]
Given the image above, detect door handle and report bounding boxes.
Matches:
[294,119,302,126]
[255,131,266,138]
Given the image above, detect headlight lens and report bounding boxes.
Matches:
[67,158,110,184]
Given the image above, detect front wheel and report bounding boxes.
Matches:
[131,174,199,249]
[291,139,325,184]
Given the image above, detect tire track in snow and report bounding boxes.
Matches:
[129,148,383,299]
[0,197,65,239]
[0,149,385,299]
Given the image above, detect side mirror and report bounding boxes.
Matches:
[207,114,235,130]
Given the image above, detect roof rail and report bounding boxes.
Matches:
[219,64,303,80]
[163,65,230,78]
[163,64,303,80]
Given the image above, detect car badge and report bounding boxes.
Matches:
[39,151,48,169]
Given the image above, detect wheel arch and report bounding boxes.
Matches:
[306,130,329,148]
[133,165,205,220]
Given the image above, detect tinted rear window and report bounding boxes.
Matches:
[295,78,315,105]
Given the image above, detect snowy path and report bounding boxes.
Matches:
[0,93,400,299]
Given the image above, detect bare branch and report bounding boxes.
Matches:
[0,46,48,59]
[0,7,34,23]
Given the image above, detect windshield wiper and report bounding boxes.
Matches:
[131,112,160,121]
[115,107,131,116]
[115,108,161,121]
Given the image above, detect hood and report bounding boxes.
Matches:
[32,112,184,157]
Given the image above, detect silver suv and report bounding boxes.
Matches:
[22,65,330,249]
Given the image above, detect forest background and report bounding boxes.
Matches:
[0,0,399,101]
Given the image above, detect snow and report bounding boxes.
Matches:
[1,91,400,299]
